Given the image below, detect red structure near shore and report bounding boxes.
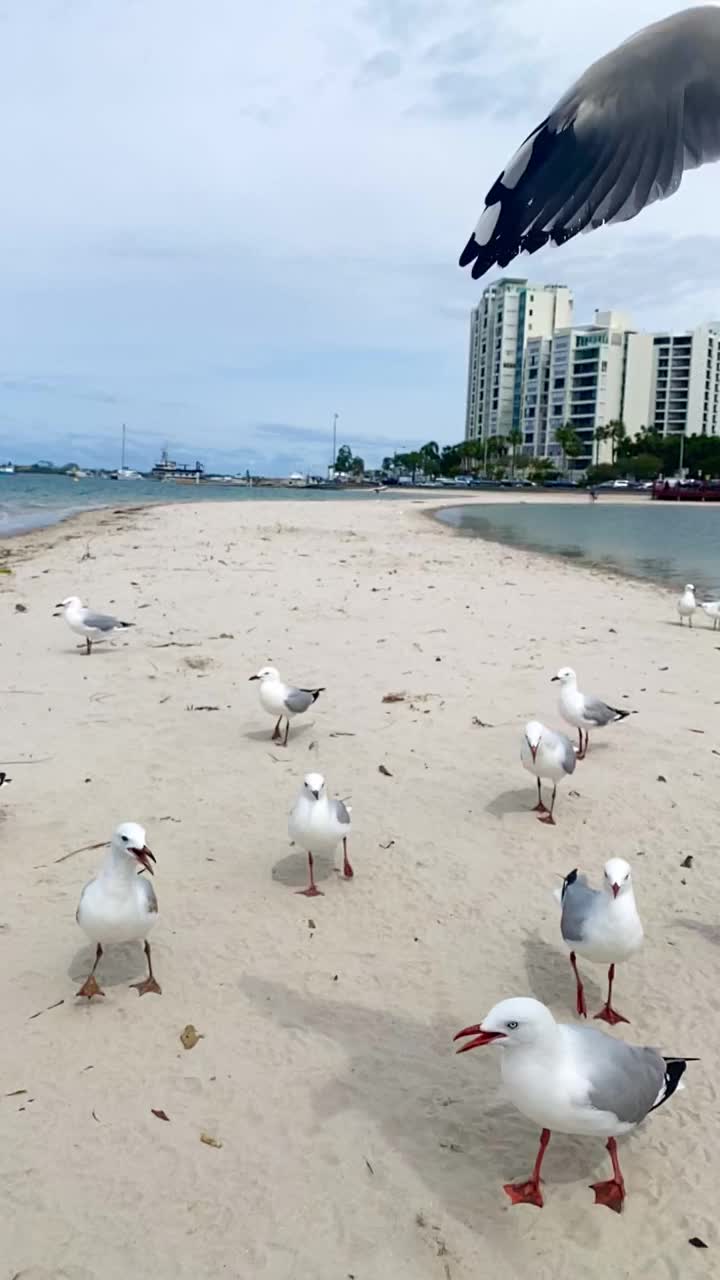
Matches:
[652,479,720,502]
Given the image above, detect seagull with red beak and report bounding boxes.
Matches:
[75,821,161,1000]
[557,858,643,1025]
[453,996,692,1213]
[521,720,576,824]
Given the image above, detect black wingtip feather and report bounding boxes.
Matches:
[652,1059,691,1112]
[561,868,578,900]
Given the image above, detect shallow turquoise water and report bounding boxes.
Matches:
[436,500,720,596]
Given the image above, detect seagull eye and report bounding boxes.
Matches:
[506,1020,519,1030]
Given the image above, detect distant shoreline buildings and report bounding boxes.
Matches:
[464,278,720,472]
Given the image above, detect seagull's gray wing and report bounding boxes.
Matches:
[555,729,577,775]
[83,610,123,632]
[284,687,316,714]
[331,799,351,826]
[139,876,158,914]
[560,870,598,944]
[460,6,720,278]
[571,1026,667,1125]
[582,695,619,726]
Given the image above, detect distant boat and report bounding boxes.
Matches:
[0,462,15,474]
[151,447,204,483]
[111,424,141,479]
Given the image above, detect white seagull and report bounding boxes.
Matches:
[700,599,720,629]
[521,720,576,825]
[556,859,644,1025]
[459,7,720,279]
[75,821,161,1000]
[454,997,694,1212]
[552,666,634,759]
[677,583,697,625]
[56,595,134,655]
[287,772,353,898]
[249,665,324,746]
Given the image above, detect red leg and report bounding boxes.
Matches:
[504,1128,551,1208]
[342,837,354,879]
[594,964,629,1026]
[76,943,105,999]
[570,951,587,1018]
[130,940,162,996]
[538,784,557,824]
[532,778,548,813]
[590,1137,626,1213]
[296,851,323,898]
[282,718,290,747]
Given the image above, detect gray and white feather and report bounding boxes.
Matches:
[460,6,720,278]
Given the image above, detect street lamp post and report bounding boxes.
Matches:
[331,412,339,477]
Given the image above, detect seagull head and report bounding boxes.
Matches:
[524,720,544,762]
[454,997,556,1053]
[551,666,576,686]
[112,821,156,875]
[303,772,326,802]
[249,665,279,683]
[54,595,82,615]
[684,583,695,594]
[603,857,632,899]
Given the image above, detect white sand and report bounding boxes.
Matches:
[0,495,718,1278]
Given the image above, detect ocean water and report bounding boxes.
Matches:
[0,473,388,538]
[437,500,720,597]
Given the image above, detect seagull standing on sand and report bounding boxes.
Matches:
[677,583,697,625]
[552,667,634,759]
[75,822,161,1000]
[287,772,353,897]
[557,859,643,1025]
[249,666,324,746]
[521,721,576,824]
[700,599,720,629]
[454,997,693,1212]
[460,6,720,279]
[56,595,134,655]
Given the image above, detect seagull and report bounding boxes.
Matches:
[459,6,720,279]
[556,859,643,1025]
[454,997,694,1212]
[552,667,634,759]
[287,772,353,897]
[521,720,576,824]
[56,595,134,655]
[75,821,161,1000]
[249,665,324,746]
[700,599,720,629]
[677,582,697,626]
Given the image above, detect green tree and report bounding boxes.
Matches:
[627,453,661,481]
[334,444,354,473]
[528,456,557,483]
[607,420,627,463]
[585,462,620,485]
[419,441,441,476]
[507,428,523,478]
[554,422,583,474]
[440,443,464,476]
[350,455,365,475]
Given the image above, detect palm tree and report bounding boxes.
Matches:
[609,419,627,462]
[593,424,611,466]
[554,422,583,475]
[419,441,441,477]
[507,427,523,478]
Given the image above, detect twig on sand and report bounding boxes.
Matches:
[29,998,64,1020]
[54,840,108,865]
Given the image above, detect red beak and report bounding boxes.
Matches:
[131,845,156,875]
[611,883,620,898]
[530,744,538,762]
[453,1025,505,1054]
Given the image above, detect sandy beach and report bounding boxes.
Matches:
[1,495,718,1280]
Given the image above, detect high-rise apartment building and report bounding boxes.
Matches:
[464,278,573,445]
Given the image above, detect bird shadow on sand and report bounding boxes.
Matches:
[485,787,536,819]
[521,932,603,1012]
[239,975,616,1240]
[675,918,720,947]
[271,849,336,891]
[68,940,150,989]
[243,722,314,746]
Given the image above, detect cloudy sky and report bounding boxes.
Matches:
[2,0,720,474]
